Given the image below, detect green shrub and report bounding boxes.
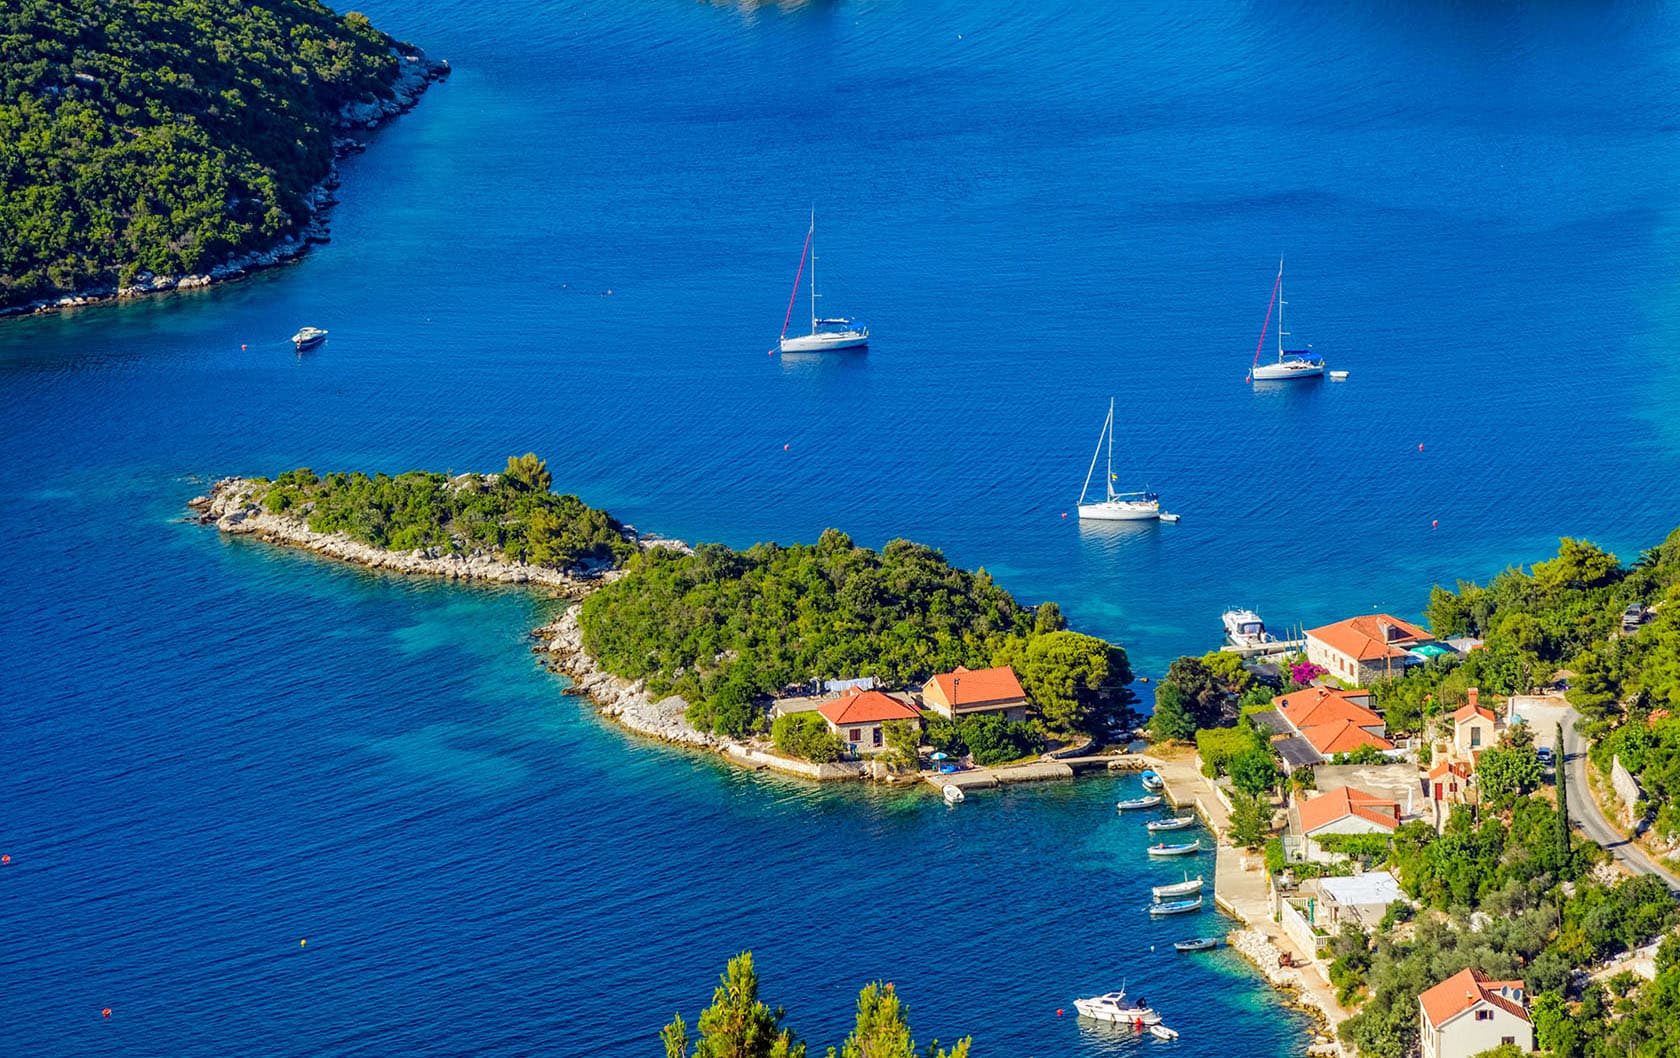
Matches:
[771,713,842,763]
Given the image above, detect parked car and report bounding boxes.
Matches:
[1623,603,1648,630]
[1536,746,1555,767]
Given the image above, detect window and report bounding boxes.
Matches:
[1475,1010,1493,1021]
[873,728,884,747]
[1501,1038,1514,1046]
[849,729,861,742]
[1471,728,1482,748]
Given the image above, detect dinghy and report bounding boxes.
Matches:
[1146,840,1200,857]
[1152,874,1204,901]
[1149,1024,1180,1040]
[1117,795,1164,811]
[1146,816,1195,832]
[1172,937,1220,952]
[1140,770,1165,791]
[1147,895,1204,916]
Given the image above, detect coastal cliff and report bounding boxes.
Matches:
[0,0,449,318]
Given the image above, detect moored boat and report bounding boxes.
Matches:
[1077,399,1162,521]
[1246,258,1325,382]
[1072,989,1162,1026]
[1147,895,1204,916]
[1146,816,1196,832]
[942,784,964,804]
[1149,1024,1180,1040]
[1151,874,1204,900]
[1140,770,1165,791]
[1146,840,1201,857]
[1172,937,1220,952]
[1221,608,1274,649]
[778,211,868,353]
[291,326,327,349]
[1117,795,1164,811]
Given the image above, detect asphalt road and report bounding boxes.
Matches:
[1560,709,1680,892]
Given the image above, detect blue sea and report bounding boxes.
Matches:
[5,1,1680,1053]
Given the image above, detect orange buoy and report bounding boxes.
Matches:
[1,854,8,865]
[102,1008,111,1019]
[1140,676,1149,683]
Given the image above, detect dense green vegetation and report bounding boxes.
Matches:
[1,0,419,306]
[578,528,1133,739]
[923,712,1045,766]
[662,952,971,1058]
[254,455,635,568]
[770,713,842,764]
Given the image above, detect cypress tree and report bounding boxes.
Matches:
[1555,722,1571,863]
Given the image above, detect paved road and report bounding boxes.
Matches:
[1560,709,1680,892]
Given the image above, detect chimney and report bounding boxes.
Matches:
[1377,621,1395,642]
[1468,687,1479,711]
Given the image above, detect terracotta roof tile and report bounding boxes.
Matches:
[818,690,921,726]
[1302,721,1395,756]
[925,666,1026,708]
[1275,688,1384,730]
[1306,614,1431,663]
[1297,786,1400,834]
[1452,703,1497,725]
[1420,968,1529,1028]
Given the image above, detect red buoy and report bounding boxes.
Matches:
[1418,443,1425,452]
[102,1008,112,1019]
[1432,519,1439,529]
[783,444,789,451]
[1056,1008,1064,1017]
[1,853,8,865]
[240,344,247,351]
[1060,512,1067,519]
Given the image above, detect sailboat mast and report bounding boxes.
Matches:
[1276,256,1285,362]
[808,209,817,336]
[1106,398,1115,499]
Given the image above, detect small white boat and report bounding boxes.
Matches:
[1117,795,1163,811]
[1147,840,1201,857]
[1147,895,1203,916]
[1157,512,1181,523]
[1247,259,1325,382]
[1152,874,1204,901]
[1329,370,1349,380]
[1140,770,1165,791]
[1146,816,1196,832]
[1149,1024,1180,1041]
[1077,399,1161,521]
[1221,608,1275,650]
[778,211,868,353]
[942,784,964,804]
[1073,989,1162,1026]
[291,326,327,349]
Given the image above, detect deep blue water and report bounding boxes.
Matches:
[5,1,1680,1053]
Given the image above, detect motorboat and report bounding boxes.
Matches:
[1221,608,1274,650]
[1149,1024,1180,1040]
[1173,938,1220,952]
[942,784,964,804]
[291,326,327,349]
[1117,795,1163,811]
[1146,816,1196,832]
[1247,258,1325,382]
[1140,770,1165,791]
[1147,840,1201,857]
[1073,989,1162,1026]
[1147,895,1204,916]
[1077,399,1161,521]
[778,211,868,353]
[1152,874,1204,901]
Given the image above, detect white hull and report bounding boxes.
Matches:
[1074,997,1163,1026]
[1078,499,1160,521]
[942,784,964,804]
[1151,876,1204,900]
[780,330,868,353]
[1251,360,1323,381]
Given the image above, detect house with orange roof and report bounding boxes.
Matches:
[1428,758,1473,812]
[1451,688,1499,756]
[921,665,1029,722]
[1305,613,1434,686]
[1269,686,1394,765]
[1288,785,1401,863]
[1419,968,1532,1058]
[817,689,921,756]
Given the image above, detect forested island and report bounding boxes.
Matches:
[0,0,445,313]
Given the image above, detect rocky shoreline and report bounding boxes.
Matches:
[1226,928,1346,1055]
[191,477,601,597]
[2,48,450,321]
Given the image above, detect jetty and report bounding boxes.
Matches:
[921,752,1156,791]
[1218,637,1306,659]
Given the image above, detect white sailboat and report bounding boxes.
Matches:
[779,211,868,353]
[1248,258,1325,381]
[1077,399,1160,522]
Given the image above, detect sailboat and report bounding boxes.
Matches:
[1077,399,1160,522]
[1249,258,1325,381]
[778,212,869,353]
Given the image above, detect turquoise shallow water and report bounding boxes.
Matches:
[5,0,1680,1053]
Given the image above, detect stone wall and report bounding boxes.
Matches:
[1612,754,1645,824]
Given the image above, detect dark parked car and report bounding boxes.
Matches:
[1537,746,1555,767]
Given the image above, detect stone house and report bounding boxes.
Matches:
[1419,968,1533,1058]
[1304,613,1433,685]
[817,690,921,756]
[921,665,1029,722]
